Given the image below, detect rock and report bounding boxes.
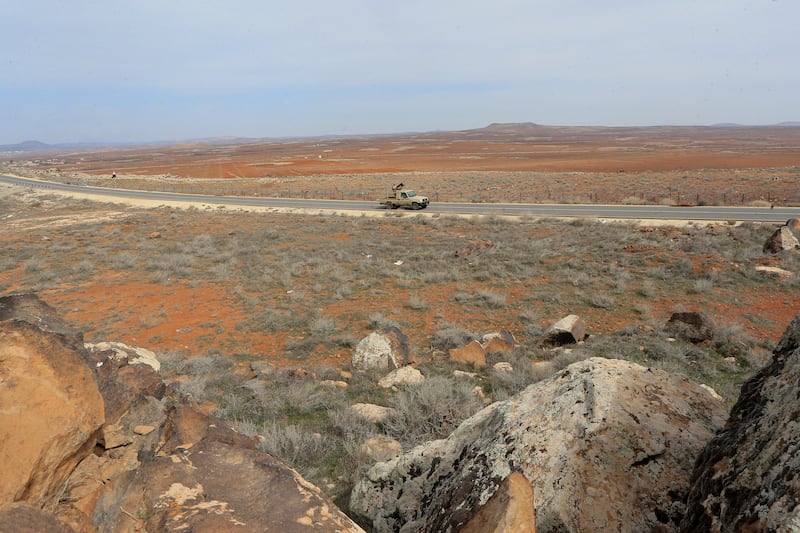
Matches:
[360,436,404,463]
[431,349,449,363]
[250,360,276,378]
[100,423,132,450]
[457,472,536,533]
[681,313,800,532]
[0,293,83,343]
[664,311,715,344]
[531,360,555,375]
[1,295,363,532]
[90,406,365,532]
[378,366,425,388]
[541,314,586,347]
[81,338,166,428]
[85,341,160,372]
[453,369,478,379]
[493,362,514,374]
[754,264,794,279]
[763,218,800,253]
[448,340,487,368]
[352,327,409,371]
[350,403,396,424]
[481,330,516,354]
[472,385,487,400]
[289,367,316,380]
[0,297,104,507]
[0,502,77,533]
[320,379,349,389]
[350,357,726,533]
[148,231,162,239]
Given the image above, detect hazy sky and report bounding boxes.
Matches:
[2,1,797,144]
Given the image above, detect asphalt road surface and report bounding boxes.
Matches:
[2,174,797,223]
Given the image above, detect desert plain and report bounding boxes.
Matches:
[1,122,799,371]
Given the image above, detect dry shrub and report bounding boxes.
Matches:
[382,376,484,446]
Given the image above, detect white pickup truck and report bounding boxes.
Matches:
[379,183,430,209]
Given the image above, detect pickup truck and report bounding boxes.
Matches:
[379,184,430,209]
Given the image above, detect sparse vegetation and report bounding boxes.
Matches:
[0,179,796,512]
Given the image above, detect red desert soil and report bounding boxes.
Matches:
[9,123,800,205]
[2,123,799,368]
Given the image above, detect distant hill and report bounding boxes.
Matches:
[0,140,52,153]
[3,121,799,153]
[0,140,154,154]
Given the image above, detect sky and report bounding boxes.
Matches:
[1,0,798,144]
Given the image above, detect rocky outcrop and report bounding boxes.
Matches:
[681,313,800,532]
[352,327,409,371]
[350,357,726,532]
[763,218,800,253]
[1,294,364,532]
[0,294,104,507]
[89,406,365,533]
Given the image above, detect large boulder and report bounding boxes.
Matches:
[352,327,409,371]
[681,313,800,532]
[88,405,365,533]
[350,357,726,532]
[0,294,105,507]
[763,218,800,253]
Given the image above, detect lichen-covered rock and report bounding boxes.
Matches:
[681,313,800,532]
[350,357,726,533]
[352,327,409,371]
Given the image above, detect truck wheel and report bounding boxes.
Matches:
[390,203,398,209]
[412,202,421,209]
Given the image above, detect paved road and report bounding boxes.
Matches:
[2,174,797,223]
